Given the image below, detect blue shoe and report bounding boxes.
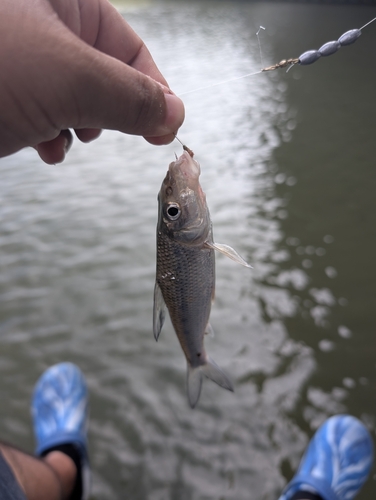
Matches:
[279,415,373,500]
[31,362,90,499]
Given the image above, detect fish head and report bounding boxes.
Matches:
[158,151,211,245]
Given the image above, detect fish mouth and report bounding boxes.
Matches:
[162,151,206,215]
[169,151,201,181]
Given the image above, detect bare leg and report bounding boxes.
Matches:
[0,443,76,500]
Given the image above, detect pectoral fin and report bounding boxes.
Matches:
[205,241,252,268]
[205,323,215,338]
[153,282,166,341]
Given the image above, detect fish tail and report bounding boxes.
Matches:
[187,357,234,409]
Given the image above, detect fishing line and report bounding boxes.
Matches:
[175,15,376,148]
[360,16,376,30]
[178,70,263,97]
[256,26,266,68]
[174,135,194,157]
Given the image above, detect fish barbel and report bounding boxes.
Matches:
[153,151,251,408]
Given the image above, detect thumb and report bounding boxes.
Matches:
[63,45,185,141]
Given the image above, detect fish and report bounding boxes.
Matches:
[153,150,252,408]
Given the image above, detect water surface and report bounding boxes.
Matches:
[1,2,376,499]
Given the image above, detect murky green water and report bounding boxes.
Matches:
[1,1,376,498]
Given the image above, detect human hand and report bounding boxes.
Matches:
[0,0,185,164]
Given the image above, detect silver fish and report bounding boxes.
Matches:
[153,151,251,408]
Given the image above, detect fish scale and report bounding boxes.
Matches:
[156,230,215,367]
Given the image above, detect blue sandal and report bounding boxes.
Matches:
[279,415,373,500]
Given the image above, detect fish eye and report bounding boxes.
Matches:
[166,203,181,220]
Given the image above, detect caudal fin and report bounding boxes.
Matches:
[187,357,234,409]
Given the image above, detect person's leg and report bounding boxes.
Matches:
[0,442,76,500]
[279,415,374,500]
[0,362,90,500]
